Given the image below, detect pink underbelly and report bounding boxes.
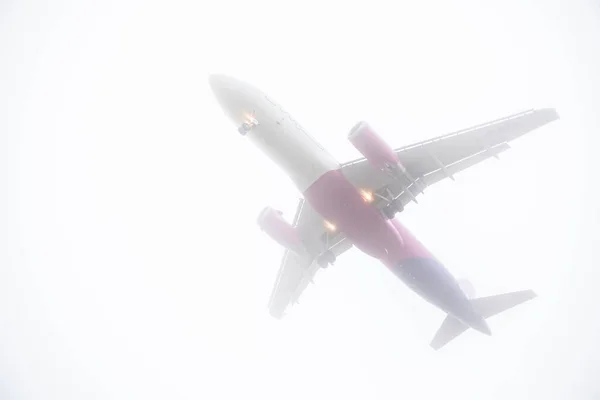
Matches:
[303,169,406,261]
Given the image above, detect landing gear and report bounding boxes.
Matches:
[393,199,405,213]
[382,207,396,220]
[238,115,259,136]
[382,198,404,219]
[238,125,249,135]
[317,250,336,268]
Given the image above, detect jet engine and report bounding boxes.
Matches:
[257,207,304,255]
[347,121,407,176]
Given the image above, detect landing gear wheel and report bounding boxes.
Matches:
[238,115,259,136]
[382,199,404,219]
[317,250,336,268]
[238,125,248,135]
[391,198,404,213]
[382,206,396,220]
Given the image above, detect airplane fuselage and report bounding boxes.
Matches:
[209,75,490,334]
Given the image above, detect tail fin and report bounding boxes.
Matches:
[458,279,476,299]
[430,289,537,350]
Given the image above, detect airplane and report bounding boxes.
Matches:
[208,74,559,350]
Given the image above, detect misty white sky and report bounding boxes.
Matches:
[2,0,600,399]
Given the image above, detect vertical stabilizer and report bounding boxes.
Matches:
[458,279,476,298]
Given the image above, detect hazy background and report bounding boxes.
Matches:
[2,0,600,398]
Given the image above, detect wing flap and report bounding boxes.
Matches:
[341,108,558,212]
[267,199,353,319]
[396,108,559,178]
[388,143,510,207]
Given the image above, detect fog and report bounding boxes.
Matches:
[1,0,600,398]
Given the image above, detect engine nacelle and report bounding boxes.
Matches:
[348,121,406,174]
[257,207,304,255]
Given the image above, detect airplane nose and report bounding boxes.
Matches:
[208,74,261,132]
[208,74,231,96]
[208,74,240,119]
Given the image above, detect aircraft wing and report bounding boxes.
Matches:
[341,108,559,211]
[268,198,353,318]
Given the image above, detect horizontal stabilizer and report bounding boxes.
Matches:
[430,289,537,350]
[430,314,468,350]
[470,289,537,319]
